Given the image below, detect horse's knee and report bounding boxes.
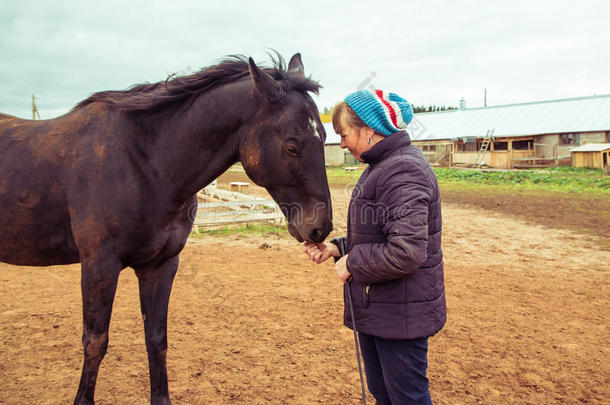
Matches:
[145,333,168,356]
[151,395,171,405]
[82,332,109,359]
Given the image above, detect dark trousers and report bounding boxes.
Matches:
[358,332,432,405]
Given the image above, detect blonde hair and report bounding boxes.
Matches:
[332,101,367,134]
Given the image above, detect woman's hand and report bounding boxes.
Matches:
[334,255,351,283]
[303,241,339,264]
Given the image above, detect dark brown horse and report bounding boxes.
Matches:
[0,52,332,404]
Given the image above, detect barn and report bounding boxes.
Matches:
[407,94,610,169]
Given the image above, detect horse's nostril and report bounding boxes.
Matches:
[310,228,319,240]
[310,228,324,243]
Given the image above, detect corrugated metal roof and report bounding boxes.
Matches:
[569,143,610,152]
[406,94,610,141]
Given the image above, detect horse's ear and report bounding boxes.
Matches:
[249,57,284,102]
[288,53,304,77]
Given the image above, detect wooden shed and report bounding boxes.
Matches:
[570,143,610,169]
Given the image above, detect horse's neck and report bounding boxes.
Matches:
[146,87,248,204]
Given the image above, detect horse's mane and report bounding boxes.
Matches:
[73,52,321,112]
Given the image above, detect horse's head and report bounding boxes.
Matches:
[239,54,332,243]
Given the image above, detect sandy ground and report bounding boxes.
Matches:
[0,173,608,404]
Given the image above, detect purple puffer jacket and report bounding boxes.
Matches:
[334,131,446,340]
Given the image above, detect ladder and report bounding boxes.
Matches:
[474,129,494,167]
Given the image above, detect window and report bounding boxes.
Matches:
[493,141,508,150]
[559,133,580,145]
[606,131,610,142]
[512,140,533,150]
[419,144,437,152]
[457,141,478,152]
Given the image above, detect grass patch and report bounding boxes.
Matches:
[433,167,609,194]
[325,166,609,194]
[190,222,286,238]
[439,180,610,206]
[325,165,366,184]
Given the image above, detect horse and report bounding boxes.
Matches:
[0,52,332,404]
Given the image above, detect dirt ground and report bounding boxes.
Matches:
[0,171,608,404]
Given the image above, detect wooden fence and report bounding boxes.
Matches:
[192,187,284,231]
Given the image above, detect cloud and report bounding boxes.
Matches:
[1,0,609,119]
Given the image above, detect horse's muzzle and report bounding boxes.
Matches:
[287,220,332,244]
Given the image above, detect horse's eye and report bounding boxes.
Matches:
[284,143,301,157]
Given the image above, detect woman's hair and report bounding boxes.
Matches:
[332,101,368,134]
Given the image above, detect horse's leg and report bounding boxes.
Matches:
[74,256,121,405]
[134,255,179,405]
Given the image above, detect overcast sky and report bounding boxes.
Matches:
[1,0,609,119]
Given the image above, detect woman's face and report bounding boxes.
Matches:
[338,115,371,162]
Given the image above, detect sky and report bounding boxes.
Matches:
[1,0,609,119]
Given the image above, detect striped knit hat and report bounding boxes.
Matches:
[345,89,413,136]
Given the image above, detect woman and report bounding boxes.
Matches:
[304,89,446,404]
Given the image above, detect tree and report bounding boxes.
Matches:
[411,104,458,113]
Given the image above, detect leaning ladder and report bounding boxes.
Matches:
[474,129,494,167]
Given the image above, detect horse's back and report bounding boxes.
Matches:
[0,112,80,266]
[0,112,18,120]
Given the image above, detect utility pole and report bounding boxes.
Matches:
[32,94,41,120]
[484,88,487,107]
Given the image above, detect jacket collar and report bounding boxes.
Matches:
[360,131,411,165]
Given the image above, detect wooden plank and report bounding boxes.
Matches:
[230,181,250,192]
[512,164,554,168]
[511,157,557,162]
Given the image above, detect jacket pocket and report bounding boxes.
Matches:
[346,281,369,308]
[368,278,406,304]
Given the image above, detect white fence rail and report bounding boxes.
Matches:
[193,187,284,231]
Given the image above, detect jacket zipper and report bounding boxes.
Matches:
[364,284,371,308]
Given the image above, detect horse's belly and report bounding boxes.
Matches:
[0,202,79,266]
[0,228,79,266]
